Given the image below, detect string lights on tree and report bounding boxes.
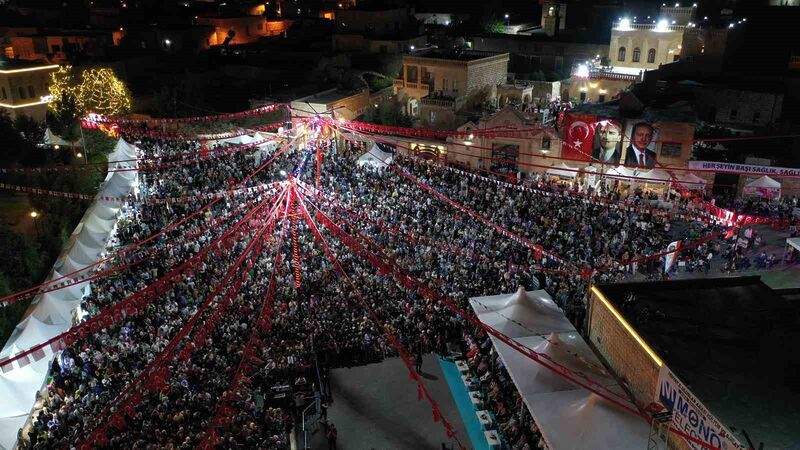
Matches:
[49,66,132,120]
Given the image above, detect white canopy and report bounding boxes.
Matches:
[642,168,672,184]
[357,144,393,170]
[0,135,135,450]
[107,138,137,169]
[546,162,578,179]
[674,172,707,190]
[787,237,800,252]
[469,288,649,450]
[744,176,781,199]
[43,128,72,147]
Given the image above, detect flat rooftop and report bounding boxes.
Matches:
[598,276,800,449]
[0,59,58,72]
[409,49,506,62]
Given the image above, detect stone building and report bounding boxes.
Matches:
[393,49,509,129]
[332,4,425,53]
[565,70,638,103]
[195,15,293,46]
[0,59,59,121]
[290,88,371,121]
[442,106,556,175]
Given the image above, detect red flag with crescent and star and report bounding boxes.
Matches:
[562,113,596,162]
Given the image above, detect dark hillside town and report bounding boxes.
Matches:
[0,0,799,449]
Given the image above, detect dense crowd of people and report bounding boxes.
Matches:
[17,130,794,450]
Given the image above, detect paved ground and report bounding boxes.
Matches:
[310,354,467,450]
[670,224,800,289]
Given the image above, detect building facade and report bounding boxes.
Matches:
[195,16,293,46]
[469,35,608,77]
[394,50,509,129]
[0,60,58,121]
[565,71,638,103]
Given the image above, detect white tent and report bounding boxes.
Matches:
[43,128,72,147]
[107,138,137,169]
[641,168,672,184]
[546,162,578,179]
[674,172,707,190]
[0,135,135,450]
[469,288,649,450]
[744,175,781,199]
[357,144,393,170]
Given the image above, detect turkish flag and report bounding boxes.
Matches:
[561,114,596,162]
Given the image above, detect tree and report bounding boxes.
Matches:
[362,99,412,127]
[49,66,132,122]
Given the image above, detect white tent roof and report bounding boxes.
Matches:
[787,237,800,252]
[469,288,649,450]
[0,134,133,450]
[31,293,80,326]
[745,175,781,189]
[546,162,578,179]
[642,168,672,184]
[357,144,393,169]
[0,414,30,450]
[675,173,707,189]
[43,128,72,147]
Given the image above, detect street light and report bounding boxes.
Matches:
[30,211,40,237]
[76,152,83,158]
[53,144,60,150]
[504,13,510,25]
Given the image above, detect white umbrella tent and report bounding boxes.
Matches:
[546,162,578,179]
[357,144,393,170]
[744,175,781,199]
[0,138,138,450]
[469,287,649,450]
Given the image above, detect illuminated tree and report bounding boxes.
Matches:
[75,68,132,117]
[48,65,79,121]
[48,66,132,120]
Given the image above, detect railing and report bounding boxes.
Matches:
[301,399,320,450]
[405,82,418,89]
[393,79,405,88]
[421,97,455,108]
[589,71,640,82]
[614,22,685,32]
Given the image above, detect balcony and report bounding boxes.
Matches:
[394,79,405,88]
[589,71,641,82]
[420,93,465,110]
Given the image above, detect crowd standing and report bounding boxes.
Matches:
[18,132,794,450]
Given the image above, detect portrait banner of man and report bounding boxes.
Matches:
[591,119,623,164]
[623,121,659,167]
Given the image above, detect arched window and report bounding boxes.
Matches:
[647,48,656,63]
[617,46,626,61]
[632,47,641,62]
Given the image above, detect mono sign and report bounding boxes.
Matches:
[656,366,745,450]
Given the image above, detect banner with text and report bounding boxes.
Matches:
[656,366,745,450]
[688,161,800,177]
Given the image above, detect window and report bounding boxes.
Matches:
[491,143,519,174]
[257,23,263,30]
[452,80,458,93]
[647,48,656,63]
[28,85,35,97]
[429,110,437,124]
[632,47,641,62]
[617,46,626,61]
[407,66,418,83]
[1,87,5,99]
[729,109,738,120]
[660,142,682,157]
[753,111,761,123]
[598,94,606,103]
[18,87,26,99]
[52,44,61,53]
[541,136,551,150]
[579,91,586,102]
[442,79,449,91]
